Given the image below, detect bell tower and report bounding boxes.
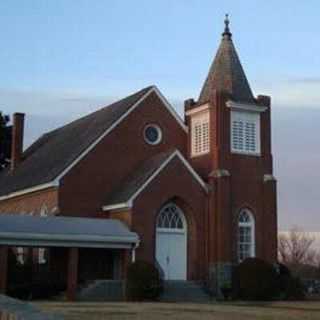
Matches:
[184,15,277,293]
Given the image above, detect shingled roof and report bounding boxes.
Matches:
[198,15,255,104]
[103,149,208,210]
[0,86,153,197]
[104,151,174,208]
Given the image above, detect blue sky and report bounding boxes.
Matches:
[1,0,319,99]
[0,1,319,231]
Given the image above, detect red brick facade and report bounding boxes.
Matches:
[0,188,58,216]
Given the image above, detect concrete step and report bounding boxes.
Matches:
[160,280,212,303]
[76,280,124,301]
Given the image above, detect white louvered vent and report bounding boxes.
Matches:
[231,111,260,155]
[191,111,210,157]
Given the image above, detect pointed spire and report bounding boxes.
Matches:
[198,15,255,104]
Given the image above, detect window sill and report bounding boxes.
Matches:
[231,150,261,157]
[191,151,210,158]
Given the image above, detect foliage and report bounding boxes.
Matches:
[0,112,11,170]
[126,260,163,301]
[234,258,279,300]
[279,275,305,300]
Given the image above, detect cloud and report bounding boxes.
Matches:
[255,80,320,109]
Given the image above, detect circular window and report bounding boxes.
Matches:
[144,124,162,145]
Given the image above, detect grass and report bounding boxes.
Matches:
[35,301,320,320]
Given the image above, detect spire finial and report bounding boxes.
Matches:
[222,13,232,39]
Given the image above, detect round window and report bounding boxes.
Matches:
[144,124,162,145]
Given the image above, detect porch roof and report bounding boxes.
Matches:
[0,214,139,249]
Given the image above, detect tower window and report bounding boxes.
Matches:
[231,111,260,155]
[191,111,210,157]
[238,209,255,263]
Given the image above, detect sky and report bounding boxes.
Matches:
[0,1,319,231]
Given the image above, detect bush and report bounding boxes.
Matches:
[278,274,305,300]
[126,260,163,301]
[235,258,279,300]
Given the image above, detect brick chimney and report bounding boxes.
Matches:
[11,113,25,171]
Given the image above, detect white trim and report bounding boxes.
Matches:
[102,202,131,211]
[0,231,139,249]
[0,86,187,201]
[238,209,256,262]
[263,174,277,182]
[209,169,230,178]
[152,86,188,132]
[185,103,210,116]
[143,124,163,145]
[226,100,267,113]
[129,150,208,203]
[103,149,208,212]
[0,182,58,201]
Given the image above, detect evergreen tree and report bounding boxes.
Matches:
[0,112,12,170]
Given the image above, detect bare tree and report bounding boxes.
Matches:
[278,227,316,273]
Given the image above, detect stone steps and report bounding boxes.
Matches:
[76,280,124,301]
[160,280,212,303]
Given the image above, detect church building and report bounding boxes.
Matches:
[0,16,277,299]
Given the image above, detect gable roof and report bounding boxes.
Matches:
[198,17,255,105]
[103,149,208,211]
[0,86,187,199]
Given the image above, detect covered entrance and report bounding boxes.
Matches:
[0,214,139,300]
[156,203,187,280]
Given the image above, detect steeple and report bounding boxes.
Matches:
[198,15,255,104]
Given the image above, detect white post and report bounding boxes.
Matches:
[131,248,136,263]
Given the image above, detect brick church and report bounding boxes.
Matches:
[0,16,277,298]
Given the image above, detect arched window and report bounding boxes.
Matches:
[238,209,255,262]
[157,203,186,231]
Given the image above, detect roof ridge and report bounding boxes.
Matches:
[39,86,154,139]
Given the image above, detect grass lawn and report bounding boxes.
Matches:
[35,301,320,320]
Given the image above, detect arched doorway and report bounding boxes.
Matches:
[155,203,187,280]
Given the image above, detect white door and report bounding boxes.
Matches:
[156,203,187,280]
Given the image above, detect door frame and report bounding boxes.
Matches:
[155,203,188,280]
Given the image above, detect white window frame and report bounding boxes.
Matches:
[238,209,255,263]
[17,247,24,265]
[39,205,48,264]
[156,203,187,234]
[143,124,163,145]
[191,111,210,157]
[231,110,261,156]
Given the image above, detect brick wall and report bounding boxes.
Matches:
[59,91,187,216]
[0,187,58,215]
[131,156,208,280]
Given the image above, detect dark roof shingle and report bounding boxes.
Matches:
[0,86,153,196]
[104,150,174,206]
[198,31,255,104]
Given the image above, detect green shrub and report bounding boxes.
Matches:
[280,275,305,300]
[126,260,162,301]
[235,258,279,300]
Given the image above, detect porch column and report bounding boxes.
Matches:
[67,248,79,301]
[0,246,8,294]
